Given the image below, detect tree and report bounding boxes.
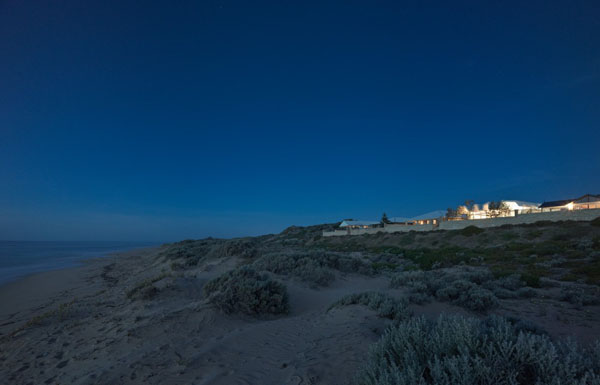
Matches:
[464,200,475,211]
[381,212,391,224]
[487,201,511,218]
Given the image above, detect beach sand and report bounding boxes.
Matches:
[0,247,395,384]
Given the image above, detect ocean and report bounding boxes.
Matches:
[0,241,160,285]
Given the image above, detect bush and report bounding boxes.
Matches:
[456,287,499,311]
[329,292,410,321]
[460,225,484,237]
[520,272,541,288]
[203,267,289,315]
[162,238,258,269]
[516,287,537,298]
[356,315,600,385]
[435,279,476,301]
[252,251,373,287]
[560,286,600,307]
[591,216,600,227]
[127,273,170,300]
[391,267,499,312]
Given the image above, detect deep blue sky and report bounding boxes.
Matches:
[1,0,599,241]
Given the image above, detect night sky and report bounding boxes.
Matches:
[1,1,599,241]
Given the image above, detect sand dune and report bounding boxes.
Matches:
[2,222,600,384]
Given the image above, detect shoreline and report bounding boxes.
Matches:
[0,243,162,288]
[0,246,159,337]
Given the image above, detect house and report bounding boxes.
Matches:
[388,210,446,226]
[338,220,380,229]
[466,200,540,219]
[540,194,600,212]
[500,200,541,215]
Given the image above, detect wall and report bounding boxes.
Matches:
[323,209,600,237]
[384,224,434,233]
[322,223,433,237]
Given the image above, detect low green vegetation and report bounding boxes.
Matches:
[356,315,600,385]
[203,266,289,316]
[7,299,77,339]
[252,250,374,287]
[459,225,484,236]
[320,221,600,285]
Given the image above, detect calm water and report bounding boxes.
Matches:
[0,241,160,285]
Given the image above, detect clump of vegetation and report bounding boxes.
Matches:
[590,216,600,227]
[524,229,543,239]
[203,267,289,315]
[127,273,170,300]
[7,300,77,339]
[391,267,503,312]
[560,286,600,307]
[356,314,600,385]
[162,238,258,270]
[329,292,410,321]
[520,271,541,288]
[252,251,374,287]
[460,225,484,237]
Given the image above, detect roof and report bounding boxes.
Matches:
[389,210,446,223]
[574,194,600,203]
[411,210,447,220]
[501,200,540,208]
[540,194,600,208]
[339,220,380,227]
[539,199,574,208]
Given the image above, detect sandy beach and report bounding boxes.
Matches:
[0,246,396,384]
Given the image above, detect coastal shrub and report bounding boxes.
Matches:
[500,231,519,241]
[399,247,479,270]
[520,271,541,288]
[591,216,600,227]
[516,287,537,298]
[252,251,373,287]
[488,273,523,290]
[214,238,258,259]
[455,286,499,311]
[127,273,170,300]
[460,225,484,237]
[391,267,499,312]
[356,314,600,385]
[329,292,410,321]
[203,267,288,315]
[525,229,543,239]
[160,239,217,267]
[161,238,258,269]
[559,286,600,307]
[435,279,476,301]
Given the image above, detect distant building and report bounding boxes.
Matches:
[389,210,446,225]
[338,220,380,229]
[540,194,600,212]
[466,200,540,220]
